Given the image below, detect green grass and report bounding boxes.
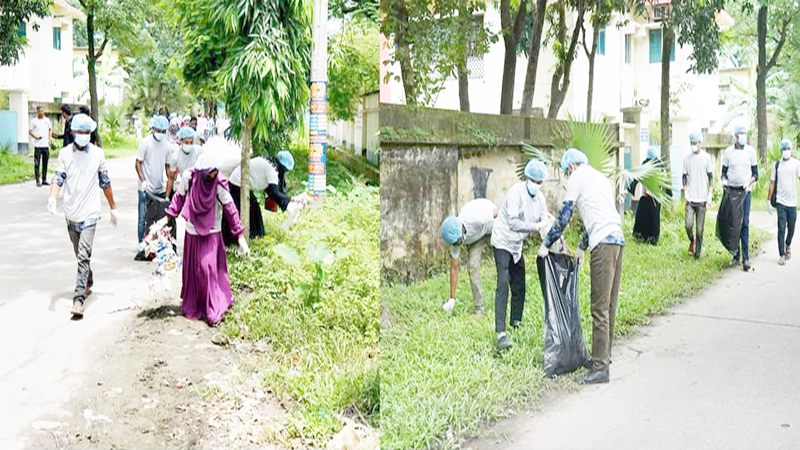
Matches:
[0,151,33,185]
[222,181,379,447]
[380,211,769,450]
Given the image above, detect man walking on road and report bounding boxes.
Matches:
[768,139,800,266]
[54,105,74,148]
[47,114,118,318]
[540,149,625,385]
[134,115,174,257]
[683,131,714,259]
[721,126,758,271]
[440,198,498,317]
[491,159,549,351]
[29,105,52,187]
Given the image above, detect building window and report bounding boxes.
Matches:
[17,21,26,37]
[649,29,675,63]
[53,27,62,50]
[597,27,606,55]
[625,34,632,64]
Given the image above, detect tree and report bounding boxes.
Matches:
[328,20,379,120]
[546,0,586,119]
[178,0,312,239]
[330,0,379,21]
[581,0,624,118]
[0,0,50,66]
[499,0,528,114]
[519,0,547,116]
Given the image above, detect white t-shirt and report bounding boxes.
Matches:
[770,157,800,207]
[683,150,714,203]
[56,144,108,223]
[722,145,758,188]
[170,145,203,189]
[450,198,496,259]
[30,117,51,148]
[137,134,175,193]
[176,170,235,235]
[564,164,622,251]
[229,157,279,191]
[491,181,548,263]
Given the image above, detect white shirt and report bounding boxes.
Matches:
[137,134,175,193]
[491,182,548,263]
[450,199,496,259]
[770,157,800,207]
[564,164,622,251]
[229,157,279,191]
[30,117,51,148]
[170,145,203,189]
[176,170,235,235]
[56,143,108,223]
[722,145,758,189]
[683,150,714,203]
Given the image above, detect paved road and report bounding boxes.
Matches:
[0,156,154,449]
[469,211,800,450]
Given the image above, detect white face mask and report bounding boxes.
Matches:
[691,145,700,153]
[153,132,166,142]
[737,134,747,146]
[181,144,194,154]
[74,134,91,148]
[783,150,792,160]
[526,180,541,197]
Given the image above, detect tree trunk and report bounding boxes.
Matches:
[547,0,584,119]
[394,0,416,105]
[660,27,673,166]
[584,17,600,119]
[520,0,548,116]
[500,0,527,115]
[86,10,102,147]
[757,4,768,163]
[240,118,253,241]
[457,57,470,112]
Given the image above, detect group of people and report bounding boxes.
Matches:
[29,104,97,187]
[441,149,624,385]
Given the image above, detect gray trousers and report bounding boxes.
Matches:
[685,201,707,257]
[67,223,96,303]
[590,244,624,372]
[466,235,489,311]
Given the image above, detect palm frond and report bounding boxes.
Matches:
[614,159,672,206]
[516,143,556,181]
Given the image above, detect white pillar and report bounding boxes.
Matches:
[8,90,28,154]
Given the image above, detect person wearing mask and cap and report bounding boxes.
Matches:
[168,117,181,144]
[768,139,800,265]
[134,115,174,258]
[78,106,99,145]
[151,151,249,326]
[170,126,203,186]
[627,146,667,245]
[721,125,758,271]
[491,159,550,351]
[47,114,118,318]
[539,149,624,384]
[683,132,714,259]
[440,199,499,317]
[223,150,299,245]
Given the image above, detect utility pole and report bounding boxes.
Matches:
[308,0,329,199]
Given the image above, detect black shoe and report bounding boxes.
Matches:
[134,250,148,261]
[727,256,739,268]
[36,180,41,187]
[580,369,609,384]
[497,335,512,351]
[42,180,50,186]
[511,320,521,329]
[582,358,593,369]
[743,261,751,272]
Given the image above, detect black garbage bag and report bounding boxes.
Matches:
[537,253,590,377]
[715,186,747,253]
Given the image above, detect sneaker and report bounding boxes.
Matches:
[779,256,786,266]
[36,180,41,187]
[71,300,84,317]
[42,181,50,186]
[497,335,512,351]
[743,260,751,272]
[474,308,485,318]
[787,246,792,260]
[727,256,740,268]
[579,369,610,385]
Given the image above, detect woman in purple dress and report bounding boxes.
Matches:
[154,152,250,325]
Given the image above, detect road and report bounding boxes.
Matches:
[0,155,153,449]
[468,211,800,450]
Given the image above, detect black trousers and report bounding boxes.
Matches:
[34,147,49,183]
[494,247,526,334]
[223,184,265,245]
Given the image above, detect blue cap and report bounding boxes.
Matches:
[153,115,169,131]
[780,139,793,150]
[71,114,96,132]
[689,131,702,143]
[524,159,548,181]
[276,150,295,171]
[178,126,196,140]
[646,146,660,159]
[440,217,463,245]
[561,148,589,173]
[734,125,747,136]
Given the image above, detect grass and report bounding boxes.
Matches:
[380,211,769,450]
[0,151,33,185]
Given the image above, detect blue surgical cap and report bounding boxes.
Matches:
[440,216,463,245]
[524,159,548,181]
[153,115,169,131]
[734,125,747,136]
[647,146,660,159]
[780,139,793,150]
[276,150,295,171]
[689,131,702,143]
[178,126,196,140]
[71,114,96,133]
[561,148,589,173]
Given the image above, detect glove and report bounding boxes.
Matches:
[442,298,456,314]
[722,178,729,187]
[237,235,250,258]
[141,179,151,193]
[767,203,774,215]
[538,244,549,258]
[47,196,57,215]
[575,248,585,265]
[110,209,118,228]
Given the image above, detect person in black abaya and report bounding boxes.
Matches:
[628,146,669,245]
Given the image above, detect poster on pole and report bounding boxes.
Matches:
[309,81,328,197]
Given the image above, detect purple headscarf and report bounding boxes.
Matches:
[181,152,228,235]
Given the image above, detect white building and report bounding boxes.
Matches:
[0,0,85,152]
[383,1,734,139]
[72,47,127,108]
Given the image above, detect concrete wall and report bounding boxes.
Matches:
[329,92,380,164]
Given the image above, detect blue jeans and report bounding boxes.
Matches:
[138,190,146,243]
[777,204,797,257]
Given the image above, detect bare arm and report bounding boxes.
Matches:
[768,181,776,204]
[49,183,60,199]
[102,185,116,210]
[165,164,174,197]
[449,257,460,299]
[135,160,145,182]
